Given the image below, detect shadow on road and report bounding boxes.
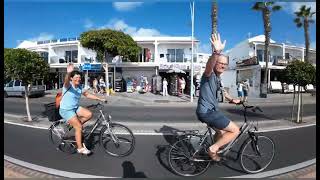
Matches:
[224,108,274,120]
[154,125,201,175]
[122,161,147,178]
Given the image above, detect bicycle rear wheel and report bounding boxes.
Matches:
[240,135,275,173]
[168,135,210,177]
[49,121,76,154]
[100,123,135,157]
[49,121,65,149]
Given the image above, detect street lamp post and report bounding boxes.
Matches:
[103,63,109,96]
[190,0,195,102]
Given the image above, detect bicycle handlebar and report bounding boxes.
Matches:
[86,100,108,109]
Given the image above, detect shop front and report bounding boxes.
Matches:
[158,63,203,96]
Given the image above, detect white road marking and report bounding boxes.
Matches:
[4,120,316,135]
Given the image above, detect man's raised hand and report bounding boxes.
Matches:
[209,33,226,53]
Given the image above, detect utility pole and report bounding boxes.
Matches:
[190,0,195,102]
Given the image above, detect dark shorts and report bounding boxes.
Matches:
[238,91,243,97]
[243,90,248,96]
[196,110,231,130]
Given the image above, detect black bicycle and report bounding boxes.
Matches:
[48,101,135,157]
[168,102,275,176]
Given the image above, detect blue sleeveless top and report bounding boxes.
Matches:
[196,72,223,113]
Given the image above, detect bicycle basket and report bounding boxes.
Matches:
[44,102,62,122]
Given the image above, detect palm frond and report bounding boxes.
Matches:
[310,12,316,17]
[300,5,306,11]
[266,2,274,6]
[294,18,301,24]
[252,2,264,10]
[272,5,282,11]
[295,11,303,17]
[306,7,311,14]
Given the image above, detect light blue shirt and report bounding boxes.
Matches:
[60,83,83,110]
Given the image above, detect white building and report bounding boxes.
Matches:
[226,35,316,97]
[17,36,205,93]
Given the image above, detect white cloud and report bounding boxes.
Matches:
[112,2,143,11]
[84,18,94,29]
[98,19,165,37]
[198,43,211,54]
[28,32,54,41]
[278,2,316,19]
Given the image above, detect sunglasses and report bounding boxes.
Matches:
[217,61,229,66]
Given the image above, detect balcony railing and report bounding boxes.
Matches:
[37,37,80,45]
[165,54,197,63]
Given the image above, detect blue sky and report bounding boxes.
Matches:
[4,1,316,53]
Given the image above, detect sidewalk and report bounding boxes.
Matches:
[45,89,317,107]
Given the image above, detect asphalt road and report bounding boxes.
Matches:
[4,123,316,178]
[3,97,316,123]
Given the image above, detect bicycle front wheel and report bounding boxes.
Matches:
[168,135,210,177]
[240,135,275,174]
[100,123,135,157]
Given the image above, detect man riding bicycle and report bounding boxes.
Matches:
[196,33,240,161]
[59,63,107,155]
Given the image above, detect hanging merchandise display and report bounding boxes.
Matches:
[152,76,157,94]
[169,74,179,96]
[126,78,134,93]
[195,75,201,97]
[139,75,147,94]
[156,75,162,94]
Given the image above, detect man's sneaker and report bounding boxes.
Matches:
[77,143,91,155]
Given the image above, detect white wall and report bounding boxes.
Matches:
[50,45,78,63]
[237,66,261,97]
[156,44,197,63]
[78,45,97,63]
[285,48,303,60]
[227,41,250,69]
[220,70,237,97]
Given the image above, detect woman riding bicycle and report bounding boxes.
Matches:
[59,63,107,155]
[196,33,240,161]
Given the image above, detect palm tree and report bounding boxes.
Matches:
[211,0,218,53]
[294,5,316,64]
[252,2,281,97]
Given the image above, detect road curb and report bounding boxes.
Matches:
[4,155,117,178]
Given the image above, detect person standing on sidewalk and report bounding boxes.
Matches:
[196,33,240,161]
[93,78,98,94]
[243,80,250,102]
[59,63,107,155]
[162,78,168,96]
[180,77,186,95]
[237,81,244,102]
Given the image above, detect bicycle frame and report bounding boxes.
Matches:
[52,104,112,142]
[196,103,260,158]
[83,107,111,139]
